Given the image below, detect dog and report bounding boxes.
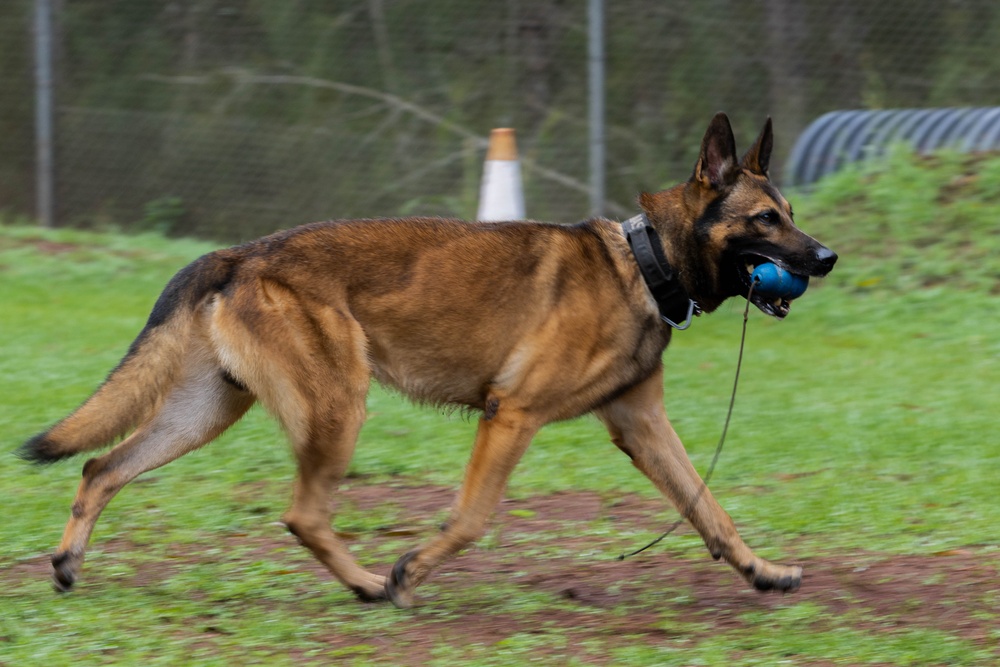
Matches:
[20,113,836,607]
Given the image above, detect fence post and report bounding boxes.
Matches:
[33,0,55,228]
[588,0,605,218]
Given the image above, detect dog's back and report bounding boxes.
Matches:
[220,217,668,416]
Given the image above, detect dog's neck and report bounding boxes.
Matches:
[638,185,728,315]
[621,213,698,330]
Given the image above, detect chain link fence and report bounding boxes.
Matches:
[3,1,1000,240]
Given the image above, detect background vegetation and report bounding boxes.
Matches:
[1,152,998,664]
[4,1,1000,237]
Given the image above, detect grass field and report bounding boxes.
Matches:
[2,152,999,665]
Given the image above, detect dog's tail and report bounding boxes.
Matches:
[17,251,238,464]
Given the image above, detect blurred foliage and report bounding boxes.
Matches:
[3,1,1000,238]
[796,148,1000,294]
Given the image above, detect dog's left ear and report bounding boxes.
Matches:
[741,117,773,177]
[694,112,739,190]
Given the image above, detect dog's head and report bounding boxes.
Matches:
[640,113,837,319]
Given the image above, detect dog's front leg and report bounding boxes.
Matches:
[597,365,801,593]
[385,403,541,608]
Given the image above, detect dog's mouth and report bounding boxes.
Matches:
[736,255,794,319]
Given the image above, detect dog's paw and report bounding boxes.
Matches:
[350,574,389,603]
[743,561,802,593]
[51,550,82,593]
[385,550,419,609]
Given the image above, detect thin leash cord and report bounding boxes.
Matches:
[618,279,757,560]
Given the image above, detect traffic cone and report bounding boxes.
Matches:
[476,128,526,221]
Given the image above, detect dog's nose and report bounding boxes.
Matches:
[814,245,838,271]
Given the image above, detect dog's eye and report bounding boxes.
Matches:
[757,211,779,225]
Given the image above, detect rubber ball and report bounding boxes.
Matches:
[750,262,809,299]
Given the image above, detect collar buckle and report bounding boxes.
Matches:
[622,213,697,331]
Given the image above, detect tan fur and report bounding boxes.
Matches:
[24,114,835,605]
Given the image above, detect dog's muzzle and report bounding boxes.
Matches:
[737,245,837,319]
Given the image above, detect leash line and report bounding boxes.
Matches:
[618,279,757,560]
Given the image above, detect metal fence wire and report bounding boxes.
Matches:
[3,1,1000,240]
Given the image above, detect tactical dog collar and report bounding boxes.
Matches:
[621,213,698,330]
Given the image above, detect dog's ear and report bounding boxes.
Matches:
[694,112,739,190]
[741,117,773,176]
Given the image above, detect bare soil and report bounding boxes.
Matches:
[6,484,998,665]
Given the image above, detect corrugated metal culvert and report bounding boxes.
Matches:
[785,107,1000,188]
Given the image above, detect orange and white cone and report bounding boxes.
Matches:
[476,128,526,221]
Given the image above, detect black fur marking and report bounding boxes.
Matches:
[284,522,305,546]
[52,562,76,592]
[759,181,786,209]
[220,370,248,392]
[146,251,238,330]
[51,550,80,591]
[614,440,636,462]
[583,348,666,417]
[578,221,631,295]
[390,550,418,590]
[102,250,240,395]
[145,261,200,330]
[350,584,387,603]
[509,233,542,279]
[82,457,101,478]
[754,577,774,592]
[694,196,730,236]
[483,397,500,421]
[550,262,570,305]
[385,550,419,607]
[16,433,66,465]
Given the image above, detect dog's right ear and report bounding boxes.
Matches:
[694,112,739,190]
[741,117,773,177]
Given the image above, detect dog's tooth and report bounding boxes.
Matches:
[745,263,755,274]
[772,298,782,308]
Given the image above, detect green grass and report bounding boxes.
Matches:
[2,152,999,664]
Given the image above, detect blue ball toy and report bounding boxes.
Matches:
[750,262,809,299]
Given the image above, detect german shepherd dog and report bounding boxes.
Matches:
[20,113,836,607]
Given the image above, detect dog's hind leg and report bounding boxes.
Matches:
[596,365,802,593]
[385,404,540,608]
[214,288,387,601]
[280,397,388,602]
[51,344,255,592]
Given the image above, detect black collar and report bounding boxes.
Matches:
[621,213,698,330]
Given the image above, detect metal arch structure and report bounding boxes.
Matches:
[784,107,1000,188]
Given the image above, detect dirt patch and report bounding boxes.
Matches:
[35,240,82,255]
[0,236,146,260]
[5,484,998,664]
[0,236,82,255]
